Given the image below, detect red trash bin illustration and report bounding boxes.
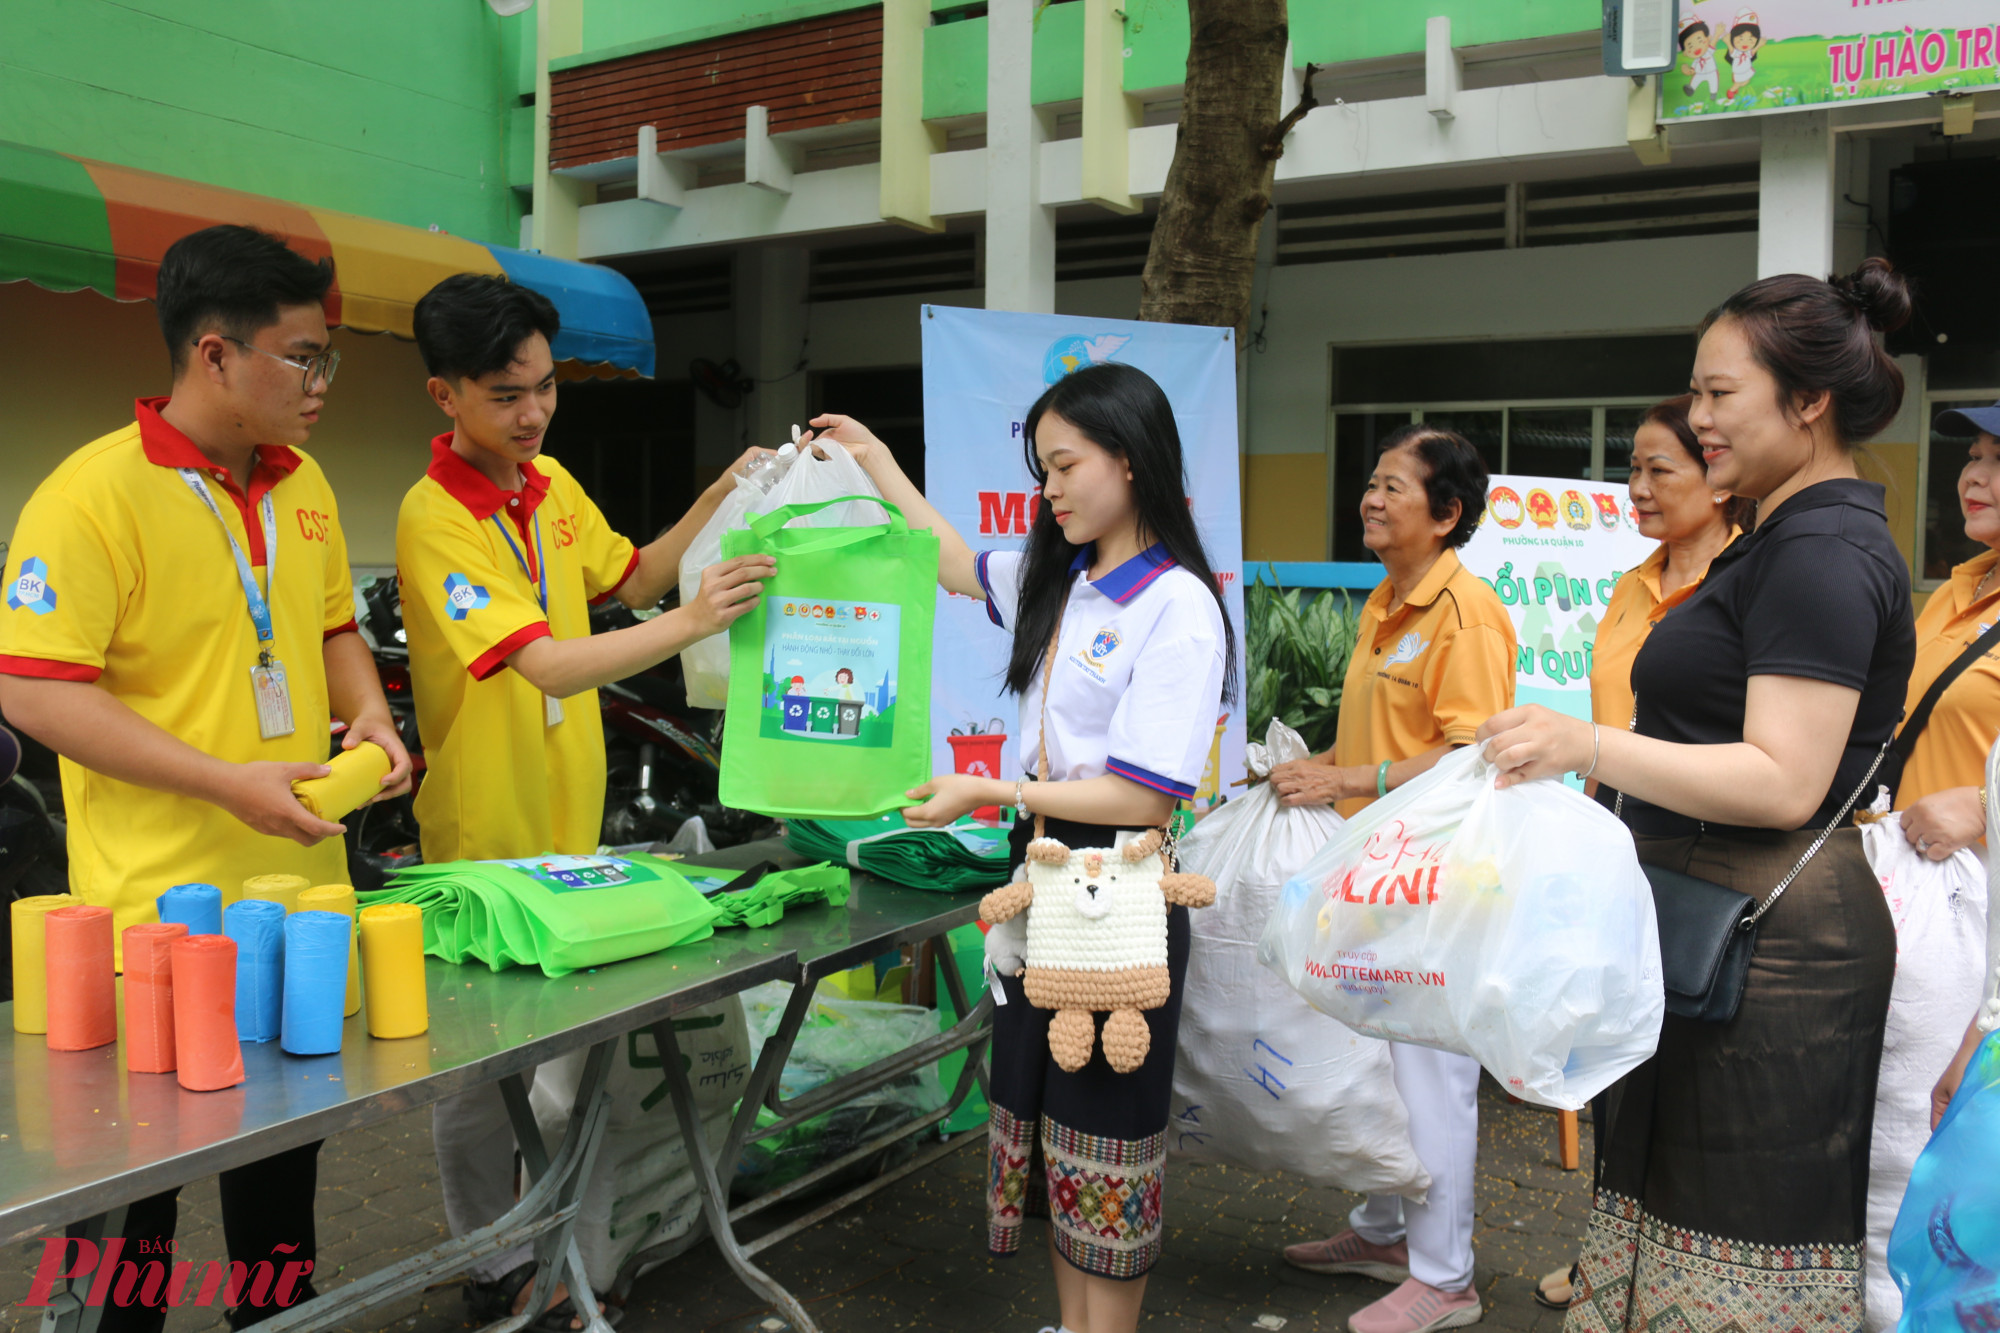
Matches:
[948,719,1007,821]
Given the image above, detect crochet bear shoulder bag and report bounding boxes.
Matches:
[976,596,1215,1074]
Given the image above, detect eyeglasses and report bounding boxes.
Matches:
[209,337,341,394]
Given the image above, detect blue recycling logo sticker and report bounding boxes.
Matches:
[443,572,490,621]
[7,558,55,616]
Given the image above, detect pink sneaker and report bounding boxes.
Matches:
[1348,1278,1482,1333]
[1281,1229,1411,1282]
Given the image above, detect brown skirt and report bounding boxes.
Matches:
[1566,827,1895,1333]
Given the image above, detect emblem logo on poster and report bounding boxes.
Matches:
[1592,493,1622,531]
[1042,333,1132,384]
[1560,491,1593,531]
[1525,490,1558,529]
[1488,487,1524,529]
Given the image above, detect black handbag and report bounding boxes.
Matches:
[1616,705,1891,1024]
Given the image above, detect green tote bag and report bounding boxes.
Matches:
[719,495,939,818]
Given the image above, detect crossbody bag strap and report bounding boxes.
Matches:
[1894,616,2000,760]
[1615,693,1894,928]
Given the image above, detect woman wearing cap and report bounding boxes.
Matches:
[1270,424,1516,1333]
[1895,404,2000,1147]
[1479,259,1915,1333]
[1534,393,1747,1313]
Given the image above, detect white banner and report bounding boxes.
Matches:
[919,305,1246,807]
[1457,475,1658,723]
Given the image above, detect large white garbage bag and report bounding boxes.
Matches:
[1258,745,1663,1111]
[1170,720,1430,1198]
[1859,813,1988,1333]
[678,440,883,708]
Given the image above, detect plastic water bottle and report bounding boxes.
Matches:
[737,449,784,492]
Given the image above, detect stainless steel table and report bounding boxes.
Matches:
[0,841,993,1333]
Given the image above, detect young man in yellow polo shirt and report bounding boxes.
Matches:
[398,273,770,1327]
[0,225,412,1329]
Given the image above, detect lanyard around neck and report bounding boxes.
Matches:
[491,511,548,615]
[178,468,278,656]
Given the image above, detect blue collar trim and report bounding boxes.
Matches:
[1069,543,1178,604]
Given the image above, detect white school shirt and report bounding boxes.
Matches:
[976,543,1226,798]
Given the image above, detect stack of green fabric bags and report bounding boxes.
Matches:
[360,852,849,976]
[785,815,1013,892]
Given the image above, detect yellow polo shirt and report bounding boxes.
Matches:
[397,434,639,863]
[1589,532,1738,730]
[1332,548,1517,817]
[1897,549,2000,808]
[0,398,356,938]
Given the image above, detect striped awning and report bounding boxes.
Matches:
[0,140,654,377]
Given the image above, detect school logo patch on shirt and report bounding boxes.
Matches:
[6,558,55,616]
[1088,627,1123,661]
[442,572,491,621]
[1385,632,1431,667]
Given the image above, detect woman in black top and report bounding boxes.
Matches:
[1480,259,1915,1333]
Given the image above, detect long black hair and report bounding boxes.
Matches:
[1001,362,1239,704]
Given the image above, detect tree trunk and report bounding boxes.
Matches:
[1136,0,1291,339]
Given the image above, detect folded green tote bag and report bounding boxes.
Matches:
[720,496,939,819]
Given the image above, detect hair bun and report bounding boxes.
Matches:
[1828,256,1912,334]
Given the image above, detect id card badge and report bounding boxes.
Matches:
[545,694,564,727]
[250,659,296,740]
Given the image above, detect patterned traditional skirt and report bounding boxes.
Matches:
[1567,828,1894,1333]
[986,816,1190,1281]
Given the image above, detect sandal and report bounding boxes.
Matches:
[464,1261,540,1323]
[1534,1262,1579,1311]
[533,1296,624,1332]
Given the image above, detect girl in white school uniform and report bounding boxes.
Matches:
[809,361,1232,1333]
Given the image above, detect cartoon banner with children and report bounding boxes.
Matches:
[919,306,1246,807]
[1457,476,1656,723]
[1661,1,2000,121]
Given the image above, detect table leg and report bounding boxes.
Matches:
[653,1014,817,1333]
[37,1205,125,1333]
[499,1042,618,1333]
[1558,1109,1581,1171]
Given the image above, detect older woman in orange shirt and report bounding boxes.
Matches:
[1895,403,2000,1124]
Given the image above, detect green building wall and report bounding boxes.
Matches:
[0,0,529,246]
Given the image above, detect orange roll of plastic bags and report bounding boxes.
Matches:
[358,904,427,1038]
[44,906,116,1051]
[11,894,79,1034]
[241,873,308,914]
[122,922,188,1074]
[297,885,362,1017]
[291,743,390,823]
[171,935,244,1091]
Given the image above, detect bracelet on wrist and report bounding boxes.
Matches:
[1376,760,1392,799]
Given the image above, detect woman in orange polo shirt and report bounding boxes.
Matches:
[1893,404,2000,1127]
[1271,424,1514,1333]
[1589,395,1748,768]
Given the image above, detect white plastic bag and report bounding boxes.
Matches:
[529,997,752,1292]
[1859,814,1989,1333]
[1170,720,1430,1197]
[678,440,884,708]
[1258,745,1663,1111]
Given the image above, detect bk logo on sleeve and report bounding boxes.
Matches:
[6,558,55,616]
[443,573,490,621]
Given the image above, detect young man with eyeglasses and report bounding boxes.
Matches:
[0,224,412,1330]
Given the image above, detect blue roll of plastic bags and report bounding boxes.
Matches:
[281,911,351,1056]
[158,883,223,938]
[1890,1026,2000,1331]
[223,899,285,1043]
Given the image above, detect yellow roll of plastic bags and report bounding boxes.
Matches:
[359,903,427,1039]
[292,742,391,823]
[241,873,308,915]
[297,884,363,1017]
[11,894,79,1034]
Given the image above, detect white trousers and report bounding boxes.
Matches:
[433,1076,537,1283]
[1349,1044,1480,1292]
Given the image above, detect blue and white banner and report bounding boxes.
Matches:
[919,305,1246,806]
